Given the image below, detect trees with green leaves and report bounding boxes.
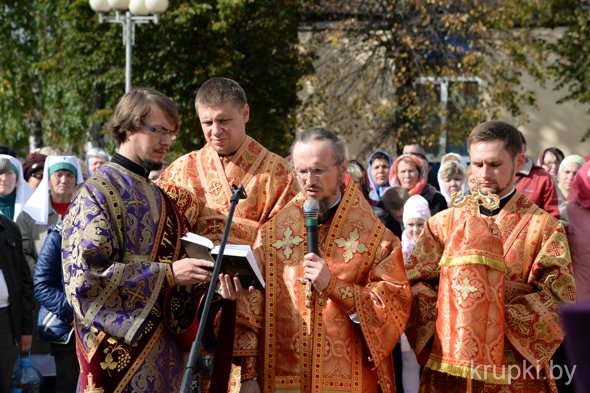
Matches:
[0,0,307,158]
[297,0,556,158]
[549,1,590,140]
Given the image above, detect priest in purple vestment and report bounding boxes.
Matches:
[62,88,240,393]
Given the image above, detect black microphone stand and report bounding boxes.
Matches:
[180,183,248,393]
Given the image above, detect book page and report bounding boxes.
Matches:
[182,232,214,249]
[181,232,214,262]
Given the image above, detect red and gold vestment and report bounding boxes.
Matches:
[247,181,412,392]
[158,136,300,386]
[406,191,576,392]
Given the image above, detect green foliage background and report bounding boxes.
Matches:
[1,0,588,160]
[550,1,590,140]
[0,0,307,159]
[296,0,586,158]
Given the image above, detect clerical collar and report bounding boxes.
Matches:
[111,152,149,179]
[479,188,516,216]
[319,193,342,224]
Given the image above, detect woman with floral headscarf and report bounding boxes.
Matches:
[389,154,447,216]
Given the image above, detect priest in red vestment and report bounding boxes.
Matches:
[239,127,411,393]
[157,77,300,391]
[405,121,576,392]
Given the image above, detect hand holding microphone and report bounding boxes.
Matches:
[304,198,320,253]
[299,199,331,306]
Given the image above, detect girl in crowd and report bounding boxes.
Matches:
[400,195,431,393]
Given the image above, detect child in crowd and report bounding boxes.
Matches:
[380,186,410,239]
[400,194,431,393]
[401,194,431,262]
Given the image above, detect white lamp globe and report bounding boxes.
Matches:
[89,0,111,12]
[129,0,149,15]
[145,0,168,14]
[107,0,130,10]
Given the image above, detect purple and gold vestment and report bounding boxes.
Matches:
[62,161,197,393]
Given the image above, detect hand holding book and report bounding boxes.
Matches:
[217,273,256,300]
[181,232,265,290]
[170,257,214,286]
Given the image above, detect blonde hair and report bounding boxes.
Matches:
[439,160,464,181]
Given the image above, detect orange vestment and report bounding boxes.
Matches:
[248,182,412,392]
[406,191,576,392]
[158,136,300,386]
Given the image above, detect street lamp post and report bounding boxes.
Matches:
[89,0,169,93]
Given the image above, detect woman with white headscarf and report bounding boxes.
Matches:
[555,154,586,226]
[436,153,469,206]
[0,155,33,220]
[557,155,586,200]
[16,155,83,383]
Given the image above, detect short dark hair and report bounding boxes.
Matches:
[0,145,16,158]
[291,127,346,163]
[518,131,527,146]
[467,121,522,159]
[109,88,179,147]
[382,186,410,211]
[195,77,247,110]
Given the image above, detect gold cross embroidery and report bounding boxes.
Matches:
[339,285,354,300]
[123,285,148,308]
[83,373,104,393]
[207,220,223,234]
[546,241,565,257]
[334,228,368,263]
[272,227,304,259]
[210,182,223,196]
[159,347,179,380]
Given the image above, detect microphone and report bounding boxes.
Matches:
[303,198,320,255]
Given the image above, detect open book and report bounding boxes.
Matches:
[181,232,265,290]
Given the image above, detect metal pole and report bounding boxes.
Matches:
[439,79,448,158]
[124,11,133,93]
[93,10,161,94]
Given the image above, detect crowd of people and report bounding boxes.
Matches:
[0,77,587,393]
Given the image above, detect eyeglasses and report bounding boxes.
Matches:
[144,125,179,140]
[294,161,342,179]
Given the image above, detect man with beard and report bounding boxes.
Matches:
[405,120,576,392]
[61,88,239,392]
[239,127,411,392]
